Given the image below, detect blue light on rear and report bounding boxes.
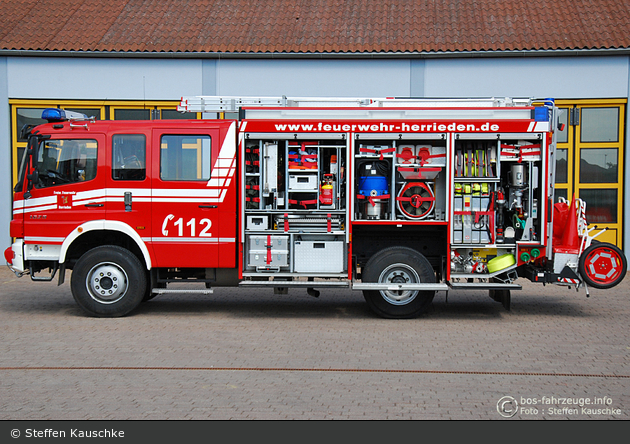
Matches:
[41,108,66,122]
[534,106,549,122]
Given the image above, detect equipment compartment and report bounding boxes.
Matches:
[354,136,447,221]
[242,135,348,277]
[294,239,345,273]
[449,134,545,281]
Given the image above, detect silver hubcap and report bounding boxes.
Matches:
[86,262,128,304]
[378,263,420,305]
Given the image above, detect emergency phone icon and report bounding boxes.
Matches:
[162,214,175,236]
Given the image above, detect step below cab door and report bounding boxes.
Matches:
[150,122,237,268]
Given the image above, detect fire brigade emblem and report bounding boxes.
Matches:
[57,194,73,209]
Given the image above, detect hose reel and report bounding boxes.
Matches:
[396,182,435,219]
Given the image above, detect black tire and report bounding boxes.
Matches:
[489,289,511,311]
[362,246,436,319]
[142,271,160,302]
[70,246,147,317]
[142,284,157,302]
[578,242,627,289]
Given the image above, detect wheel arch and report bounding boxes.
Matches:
[353,225,446,280]
[60,220,152,270]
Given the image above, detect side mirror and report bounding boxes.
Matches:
[25,169,38,197]
[27,169,39,184]
[24,135,40,196]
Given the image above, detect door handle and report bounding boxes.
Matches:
[84,203,104,208]
[199,205,218,209]
[124,192,132,212]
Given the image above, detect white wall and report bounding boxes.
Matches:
[626,57,630,258]
[215,59,411,97]
[7,55,629,102]
[423,56,629,99]
[7,57,203,100]
[1,57,11,241]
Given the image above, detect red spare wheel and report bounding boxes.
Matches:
[578,242,627,289]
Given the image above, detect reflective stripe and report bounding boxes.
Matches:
[149,237,236,243]
[25,236,65,243]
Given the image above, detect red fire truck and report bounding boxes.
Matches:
[5,96,627,318]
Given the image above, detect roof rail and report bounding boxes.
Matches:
[177,96,534,113]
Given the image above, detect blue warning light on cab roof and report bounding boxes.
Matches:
[42,108,89,122]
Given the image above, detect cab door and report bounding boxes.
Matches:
[150,123,236,268]
[105,132,152,252]
[22,134,106,244]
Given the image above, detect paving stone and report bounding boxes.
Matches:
[0,267,628,420]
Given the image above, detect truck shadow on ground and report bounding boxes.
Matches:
[127,290,591,320]
[0,285,592,320]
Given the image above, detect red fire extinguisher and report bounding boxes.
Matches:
[320,174,334,207]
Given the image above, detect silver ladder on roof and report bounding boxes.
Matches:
[177,96,534,113]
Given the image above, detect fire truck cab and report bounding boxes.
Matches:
[6,98,627,318]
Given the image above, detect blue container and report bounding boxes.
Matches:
[358,176,389,196]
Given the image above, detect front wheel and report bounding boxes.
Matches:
[70,246,146,317]
[578,242,627,289]
[362,246,436,319]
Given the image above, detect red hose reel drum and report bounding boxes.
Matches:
[396,182,435,219]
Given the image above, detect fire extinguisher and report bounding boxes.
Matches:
[320,174,334,207]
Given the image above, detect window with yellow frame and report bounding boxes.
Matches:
[553,99,626,247]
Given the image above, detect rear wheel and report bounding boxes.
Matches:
[578,242,627,289]
[70,246,146,317]
[489,289,511,311]
[362,246,436,319]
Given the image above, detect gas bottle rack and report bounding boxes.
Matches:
[449,133,545,282]
[352,134,448,223]
[243,136,348,277]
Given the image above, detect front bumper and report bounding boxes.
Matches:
[5,239,25,274]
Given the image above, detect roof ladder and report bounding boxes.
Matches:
[178,96,534,113]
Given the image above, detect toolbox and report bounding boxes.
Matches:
[248,235,289,269]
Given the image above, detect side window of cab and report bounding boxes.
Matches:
[112,134,146,181]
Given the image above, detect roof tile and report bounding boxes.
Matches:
[0,0,628,54]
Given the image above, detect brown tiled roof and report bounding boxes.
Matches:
[1,0,629,55]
